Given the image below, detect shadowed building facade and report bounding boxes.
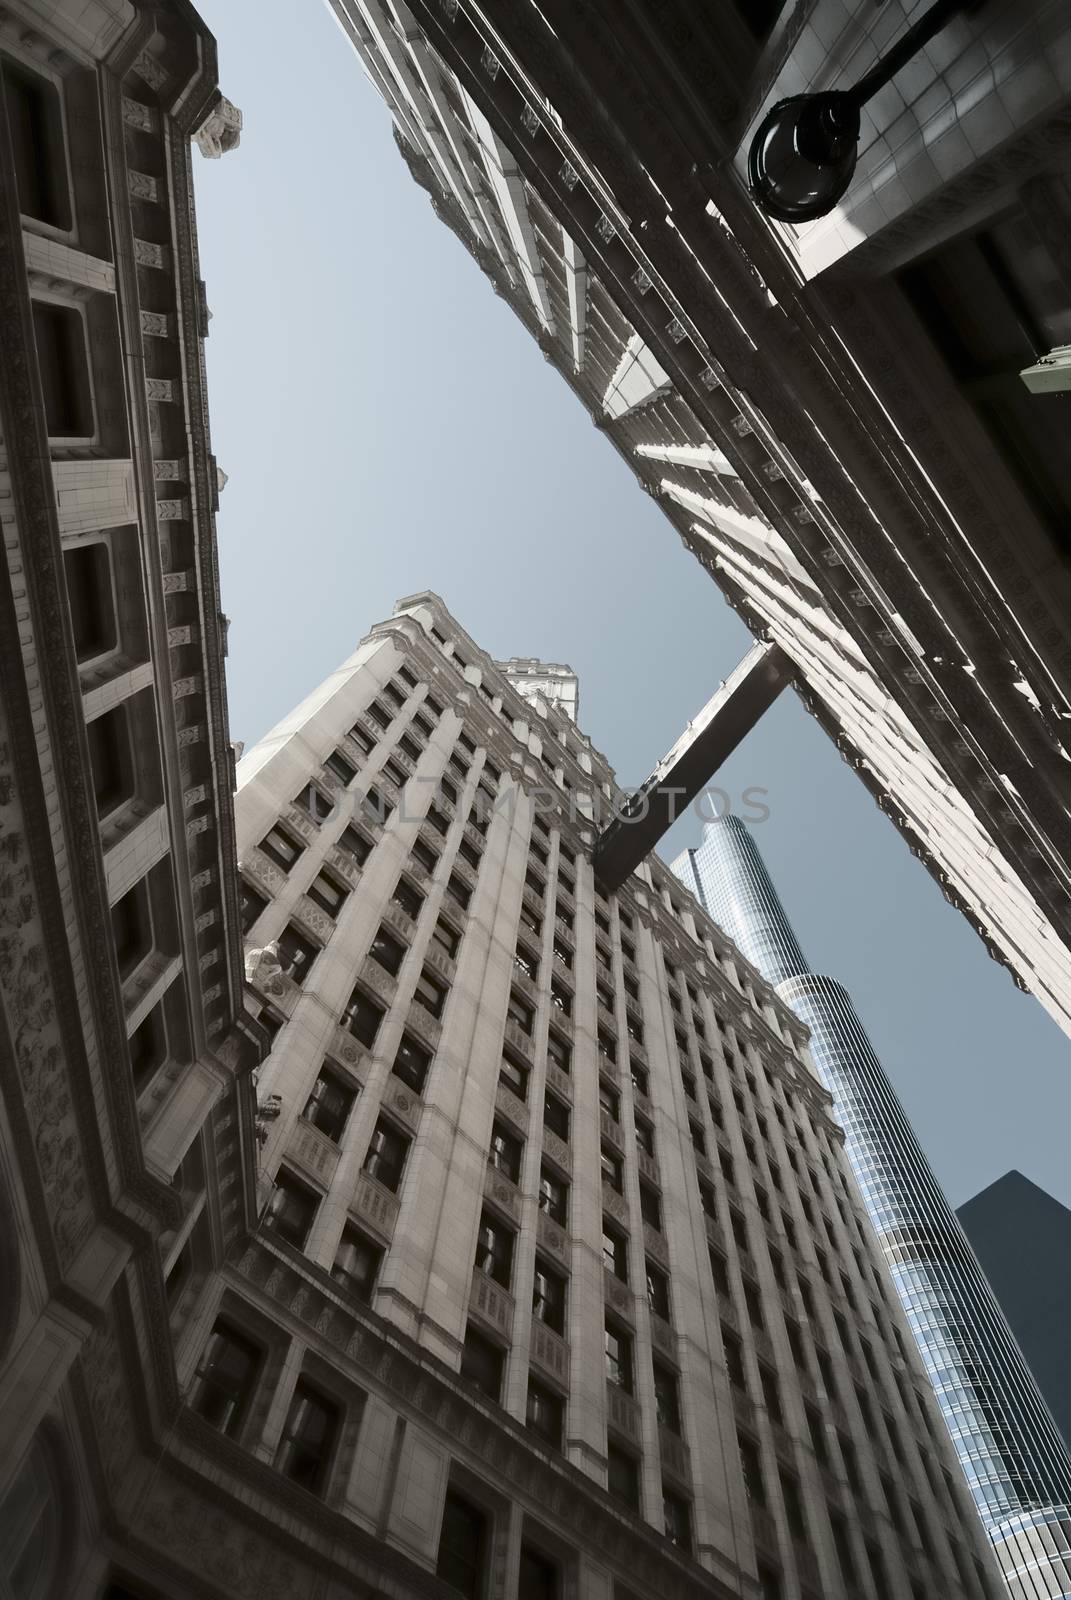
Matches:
[959,1174,1071,1461]
[327,0,1071,1048]
[674,816,1071,1599]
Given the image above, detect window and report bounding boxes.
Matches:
[331,1226,382,1302]
[294,781,333,824]
[634,1117,654,1158]
[604,1320,633,1391]
[399,731,421,762]
[446,874,471,911]
[475,1211,514,1287]
[759,1366,783,1426]
[383,758,409,791]
[87,705,132,818]
[431,917,460,960]
[526,1380,564,1450]
[532,1260,566,1335]
[393,1032,431,1095]
[361,786,392,825]
[515,943,539,981]
[277,923,318,984]
[415,967,448,1019]
[307,868,348,917]
[337,823,372,866]
[630,1062,649,1098]
[507,990,534,1036]
[690,1121,707,1159]
[302,1067,356,1142]
[458,838,481,873]
[426,804,450,838]
[362,1120,409,1192]
[264,1170,318,1248]
[437,1489,487,1599]
[552,936,572,971]
[3,55,70,228]
[111,880,152,979]
[538,1167,568,1226]
[65,540,115,662]
[392,876,424,920]
[607,1444,640,1509]
[350,722,376,756]
[646,1261,670,1320]
[274,1380,339,1495]
[342,986,384,1047]
[366,699,392,730]
[601,1145,623,1194]
[546,1030,571,1076]
[603,1222,629,1282]
[663,1488,691,1550]
[738,1434,765,1504]
[543,1092,570,1142]
[698,1179,717,1220]
[599,1081,620,1122]
[461,1325,504,1402]
[549,981,571,1018]
[519,1546,559,1600]
[411,835,439,875]
[31,300,92,438]
[369,924,405,977]
[779,1471,807,1543]
[489,1121,523,1183]
[708,1248,729,1296]
[757,1564,783,1600]
[128,1006,166,1093]
[500,1050,529,1102]
[240,878,267,933]
[639,1182,662,1233]
[723,1328,745,1389]
[382,680,405,709]
[325,748,356,786]
[188,1320,261,1436]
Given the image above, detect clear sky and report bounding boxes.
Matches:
[193,0,1071,1210]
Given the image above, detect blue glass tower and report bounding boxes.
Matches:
[673,816,1071,1600]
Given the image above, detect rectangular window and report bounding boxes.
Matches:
[294,782,333,824]
[532,1259,567,1335]
[437,1489,487,1600]
[392,1032,431,1095]
[606,1443,640,1509]
[446,873,471,911]
[337,823,372,866]
[738,1433,765,1503]
[639,1182,662,1233]
[306,868,348,918]
[634,1117,654,1157]
[663,1488,691,1550]
[631,1062,649,1098]
[383,757,408,791]
[458,838,481,872]
[360,786,392,825]
[599,1081,620,1123]
[546,1031,571,1076]
[543,1091,570,1142]
[647,1261,670,1320]
[32,300,92,438]
[415,967,447,1019]
[489,1121,523,1183]
[111,881,152,979]
[362,1121,409,1193]
[475,1211,514,1288]
[519,1546,559,1600]
[526,1379,564,1451]
[264,1170,319,1249]
[302,1067,356,1142]
[274,1379,340,1496]
[460,1324,505,1402]
[331,1225,382,1302]
[188,1320,261,1437]
[411,835,439,875]
[260,821,305,871]
[392,875,424,920]
[240,878,268,934]
[366,699,392,730]
[601,1145,623,1194]
[342,986,384,1047]
[430,917,460,960]
[605,1320,633,1391]
[500,1050,529,1101]
[515,943,539,981]
[325,749,356,786]
[507,990,534,1036]
[723,1328,746,1389]
[369,924,405,977]
[603,1222,629,1282]
[350,722,376,756]
[538,1167,568,1226]
[277,923,318,984]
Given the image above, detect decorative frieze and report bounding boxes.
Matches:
[128,169,160,202]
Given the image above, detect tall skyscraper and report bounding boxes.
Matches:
[328,0,1071,1047]
[673,817,1071,1599]
[960,1174,1071,1459]
[228,590,1001,1599]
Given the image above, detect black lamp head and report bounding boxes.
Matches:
[747,91,861,225]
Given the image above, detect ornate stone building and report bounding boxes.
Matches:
[222,591,1003,1600]
[327,0,1071,1043]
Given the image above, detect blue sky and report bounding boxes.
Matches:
[193,0,1071,1209]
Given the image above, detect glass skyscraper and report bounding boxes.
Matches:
[673,816,1071,1600]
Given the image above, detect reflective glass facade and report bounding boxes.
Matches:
[673,816,1071,1600]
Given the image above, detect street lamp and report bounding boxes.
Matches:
[747,0,980,224]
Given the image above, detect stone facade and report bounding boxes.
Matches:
[223,591,1003,1600]
[327,0,1071,1045]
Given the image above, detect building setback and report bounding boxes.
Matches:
[224,590,1002,1599]
[326,0,1071,1047]
[673,816,1071,1600]
[959,1174,1071,1462]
